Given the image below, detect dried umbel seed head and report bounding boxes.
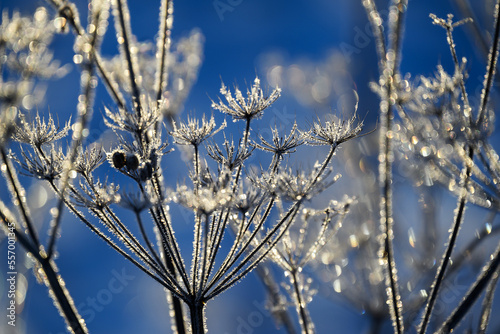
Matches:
[112,151,126,169]
[126,154,140,171]
[139,162,153,181]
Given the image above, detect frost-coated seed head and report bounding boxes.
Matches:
[111,151,126,169]
[126,154,140,171]
[211,76,281,121]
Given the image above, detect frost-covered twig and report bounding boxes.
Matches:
[0,146,89,334]
[47,0,110,260]
[364,1,407,332]
[418,2,500,331]
[437,240,500,333]
[477,265,500,334]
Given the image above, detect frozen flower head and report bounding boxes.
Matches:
[173,169,233,215]
[74,145,105,176]
[104,100,161,134]
[305,113,363,147]
[211,76,281,121]
[72,179,121,210]
[254,122,305,158]
[276,166,340,202]
[16,144,65,180]
[170,114,226,146]
[12,112,71,148]
[206,136,253,171]
[232,183,263,215]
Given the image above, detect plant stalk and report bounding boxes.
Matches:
[39,258,89,334]
[290,269,314,334]
[189,302,206,334]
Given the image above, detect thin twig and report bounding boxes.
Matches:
[437,241,500,333]
[0,147,40,246]
[371,1,407,332]
[155,0,173,106]
[477,265,500,334]
[291,269,314,334]
[113,0,143,116]
[418,2,500,331]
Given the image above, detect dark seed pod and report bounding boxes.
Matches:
[139,162,153,181]
[112,151,126,169]
[126,154,140,171]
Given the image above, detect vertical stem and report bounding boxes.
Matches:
[477,266,500,334]
[477,0,500,125]
[113,0,142,116]
[40,258,88,334]
[255,264,297,334]
[155,0,173,106]
[420,2,500,332]
[233,119,251,188]
[194,144,200,192]
[376,2,406,333]
[0,147,40,246]
[290,269,314,334]
[165,284,187,334]
[189,302,206,334]
[418,151,472,334]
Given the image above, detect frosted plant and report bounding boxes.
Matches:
[361,1,407,332]
[171,114,226,146]
[305,113,363,147]
[246,110,361,334]
[0,7,91,334]
[206,136,254,171]
[212,76,281,122]
[364,0,500,333]
[7,0,500,333]
[12,112,71,148]
[102,29,204,122]
[42,69,358,334]
[267,198,352,334]
[254,122,304,157]
[1,1,360,331]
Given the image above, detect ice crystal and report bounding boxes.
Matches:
[72,179,120,210]
[16,144,65,180]
[206,137,253,171]
[254,122,305,158]
[173,170,232,215]
[211,76,281,121]
[170,114,226,146]
[103,101,161,134]
[275,166,339,202]
[12,113,71,147]
[305,113,363,147]
[74,144,105,176]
